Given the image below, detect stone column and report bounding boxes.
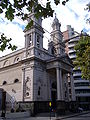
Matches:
[56,67,63,100]
[22,66,25,102]
[70,73,76,101]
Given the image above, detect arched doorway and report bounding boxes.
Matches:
[51,81,57,110]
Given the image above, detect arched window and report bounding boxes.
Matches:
[3,60,9,67]
[14,79,19,83]
[14,56,19,63]
[29,34,32,46]
[37,35,40,48]
[2,81,7,85]
[51,46,56,55]
[38,86,41,96]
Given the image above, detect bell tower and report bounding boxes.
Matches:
[50,14,65,56]
[24,10,44,49]
[51,13,63,43]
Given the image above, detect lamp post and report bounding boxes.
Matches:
[49,102,52,120]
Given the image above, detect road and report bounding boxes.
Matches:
[60,112,90,120]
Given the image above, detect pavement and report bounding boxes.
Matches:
[55,110,90,120]
[0,110,90,120]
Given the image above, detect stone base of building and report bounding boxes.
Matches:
[17,101,50,116]
[56,100,78,115]
[69,101,79,113]
[56,100,66,115]
[19,101,66,116]
[5,100,78,116]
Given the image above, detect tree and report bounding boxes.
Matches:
[73,2,90,80]
[0,33,17,51]
[0,0,69,51]
[85,2,90,24]
[74,35,90,80]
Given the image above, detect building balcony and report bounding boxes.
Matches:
[69,38,79,43]
[76,93,90,97]
[73,72,82,77]
[75,86,90,97]
[74,80,90,83]
[68,44,75,48]
[75,86,90,90]
[69,54,76,59]
[68,50,76,54]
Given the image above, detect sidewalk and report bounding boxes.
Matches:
[55,110,90,120]
[0,111,90,120]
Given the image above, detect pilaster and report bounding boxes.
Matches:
[56,67,63,100]
[22,66,25,101]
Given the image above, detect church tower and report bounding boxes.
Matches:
[24,9,44,50]
[49,14,65,56]
[22,8,47,102]
[51,13,62,42]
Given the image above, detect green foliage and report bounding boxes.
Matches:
[85,2,90,11]
[62,0,69,5]
[85,2,90,24]
[35,2,54,18]
[0,8,3,13]
[0,33,17,51]
[0,0,69,22]
[74,35,90,80]
[5,4,15,21]
[54,0,60,5]
[25,20,33,30]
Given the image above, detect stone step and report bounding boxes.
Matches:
[36,112,55,117]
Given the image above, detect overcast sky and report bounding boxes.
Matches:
[0,0,90,57]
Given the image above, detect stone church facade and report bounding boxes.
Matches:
[0,12,76,114]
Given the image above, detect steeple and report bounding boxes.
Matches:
[24,9,44,49]
[52,13,61,31]
[49,14,65,56]
[51,13,63,43]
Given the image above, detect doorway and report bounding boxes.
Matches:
[51,82,57,110]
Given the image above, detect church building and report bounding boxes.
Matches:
[0,11,76,114]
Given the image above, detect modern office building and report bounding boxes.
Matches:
[63,25,90,110]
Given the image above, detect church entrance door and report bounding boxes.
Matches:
[51,82,57,110]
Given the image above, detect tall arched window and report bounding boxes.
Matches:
[37,35,40,48]
[38,86,41,96]
[29,34,32,46]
